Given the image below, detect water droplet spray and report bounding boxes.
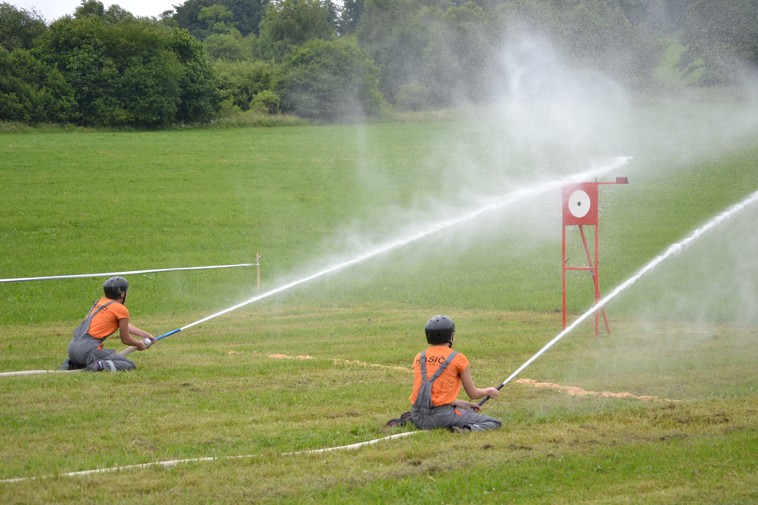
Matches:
[478,189,758,405]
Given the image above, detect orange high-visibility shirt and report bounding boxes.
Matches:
[87,297,130,339]
[409,345,469,407]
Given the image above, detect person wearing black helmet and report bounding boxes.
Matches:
[407,315,501,432]
[59,276,155,372]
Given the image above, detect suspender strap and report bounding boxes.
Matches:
[73,300,116,339]
[419,350,459,385]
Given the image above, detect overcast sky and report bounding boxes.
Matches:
[9,1,179,22]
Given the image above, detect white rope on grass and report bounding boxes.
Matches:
[0,263,255,283]
[0,457,222,484]
[0,432,420,484]
[0,352,675,484]
[282,431,419,455]
[0,369,81,377]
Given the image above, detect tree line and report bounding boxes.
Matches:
[1,0,756,128]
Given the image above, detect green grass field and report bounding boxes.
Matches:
[0,94,756,503]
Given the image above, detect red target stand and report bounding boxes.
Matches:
[561,177,628,335]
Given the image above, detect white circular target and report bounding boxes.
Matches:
[568,189,591,218]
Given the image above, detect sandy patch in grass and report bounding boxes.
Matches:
[515,378,673,402]
[265,354,670,401]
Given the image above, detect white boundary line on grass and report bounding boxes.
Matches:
[0,432,420,484]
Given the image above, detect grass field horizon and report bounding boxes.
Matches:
[1,90,757,503]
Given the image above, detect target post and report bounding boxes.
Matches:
[561,177,628,335]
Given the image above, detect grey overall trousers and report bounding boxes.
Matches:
[67,300,137,372]
[411,351,501,432]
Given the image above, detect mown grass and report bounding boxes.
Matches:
[1,306,755,504]
[0,94,756,503]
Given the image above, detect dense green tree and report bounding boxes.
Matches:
[323,0,340,31]
[197,3,255,60]
[357,0,675,105]
[0,48,75,122]
[277,36,383,121]
[0,3,47,52]
[172,0,213,37]
[74,0,105,18]
[167,28,222,124]
[204,29,253,60]
[74,1,141,23]
[102,5,138,23]
[198,4,235,34]
[681,0,758,84]
[38,17,180,126]
[255,0,336,62]
[2,0,756,126]
[213,59,277,111]
[356,0,430,103]
[339,0,363,35]
[421,4,501,106]
[35,16,219,126]
[173,0,268,38]
[222,0,269,36]
[553,0,649,84]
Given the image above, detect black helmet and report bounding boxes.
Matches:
[103,276,129,300]
[425,315,455,345]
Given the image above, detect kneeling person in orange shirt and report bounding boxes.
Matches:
[410,315,501,432]
[61,276,155,372]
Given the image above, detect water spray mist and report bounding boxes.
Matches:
[126,159,631,351]
[479,189,758,405]
[1,159,631,377]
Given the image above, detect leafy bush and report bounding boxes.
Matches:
[32,16,219,127]
[394,82,432,112]
[251,89,280,114]
[213,59,277,111]
[0,2,46,51]
[0,48,76,123]
[277,37,383,121]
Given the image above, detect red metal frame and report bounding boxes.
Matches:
[561,178,627,335]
